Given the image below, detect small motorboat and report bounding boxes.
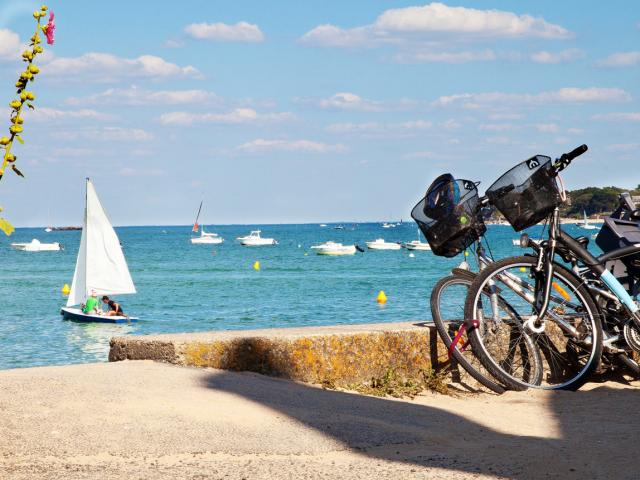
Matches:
[333,225,345,230]
[44,227,53,233]
[365,238,402,250]
[404,240,431,251]
[237,230,277,246]
[11,239,61,251]
[381,222,396,228]
[191,226,224,244]
[319,224,327,227]
[311,241,357,255]
[61,178,138,324]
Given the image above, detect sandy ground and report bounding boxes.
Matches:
[0,361,638,480]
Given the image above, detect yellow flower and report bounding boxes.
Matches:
[9,125,23,134]
[5,154,15,162]
[9,100,21,109]
[28,65,39,74]
[26,92,35,101]
[41,5,48,11]
[0,137,10,146]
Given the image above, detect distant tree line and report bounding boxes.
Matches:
[561,185,640,217]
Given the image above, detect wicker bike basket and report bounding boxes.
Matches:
[411,176,486,257]
[486,155,560,232]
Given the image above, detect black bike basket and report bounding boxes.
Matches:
[486,155,560,231]
[411,177,485,257]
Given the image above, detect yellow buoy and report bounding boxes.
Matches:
[61,283,70,296]
[377,290,387,304]
[464,251,469,257]
[253,261,260,271]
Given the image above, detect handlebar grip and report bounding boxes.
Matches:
[565,144,588,161]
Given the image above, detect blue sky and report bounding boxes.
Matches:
[0,1,638,226]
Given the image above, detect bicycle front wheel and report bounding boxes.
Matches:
[464,256,602,391]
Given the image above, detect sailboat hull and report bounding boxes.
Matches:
[60,307,138,324]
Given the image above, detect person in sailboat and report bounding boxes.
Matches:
[82,290,101,315]
[102,296,124,317]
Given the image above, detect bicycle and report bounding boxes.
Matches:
[412,175,539,394]
[463,145,640,390]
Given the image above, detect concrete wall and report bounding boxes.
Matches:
[109,322,469,387]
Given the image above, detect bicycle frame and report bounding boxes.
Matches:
[531,207,640,330]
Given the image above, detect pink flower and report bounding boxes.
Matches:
[44,12,55,45]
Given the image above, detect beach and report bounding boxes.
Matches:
[0,360,637,480]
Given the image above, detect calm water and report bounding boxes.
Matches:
[0,223,600,369]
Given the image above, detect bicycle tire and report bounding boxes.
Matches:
[465,256,603,391]
[431,274,506,394]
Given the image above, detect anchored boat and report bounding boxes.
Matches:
[11,238,61,251]
[311,241,357,255]
[365,238,401,250]
[190,201,224,244]
[237,230,277,246]
[60,179,138,323]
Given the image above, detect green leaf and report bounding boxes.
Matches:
[15,135,24,144]
[0,217,15,236]
[11,165,24,177]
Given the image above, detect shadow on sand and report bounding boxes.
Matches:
[204,370,637,479]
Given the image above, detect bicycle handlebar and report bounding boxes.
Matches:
[553,144,588,173]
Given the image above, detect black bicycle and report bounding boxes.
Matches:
[464,145,640,390]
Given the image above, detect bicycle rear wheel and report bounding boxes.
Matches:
[465,256,602,391]
[431,274,505,394]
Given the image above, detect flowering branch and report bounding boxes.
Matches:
[0,5,55,236]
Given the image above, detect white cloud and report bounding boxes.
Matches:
[597,51,640,67]
[67,86,220,106]
[531,49,585,64]
[236,139,347,154]
[479,123,515,132]
[301,3,571,48]
[55,127,154,142]
[534,123,560,133]
[488,113,524,120]
[300,92,416,112]
[159,108,293,125]
[605,143,640,152]
[591,112,640,122]
[403,151,435,159]
[395,49,496,63]
[43,53,200,81]
[26,107,113,122]
[0,28,21,59]
[185,22,264,43]
[435,87,632,107]
[326,120,432,136]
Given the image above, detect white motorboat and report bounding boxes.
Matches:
[382,222,396,228]
[60,178,138,323]
[191,226,224,244]
[512,238,542,246]
[578,210,598,230]
[366,238,402,250]
[404,240,431,251]
[319,224,327,227]
[190,201,224,244]
[237,230,277,246]
[11,238,61,251]
[44,227,52,233]
[310,241,357,255]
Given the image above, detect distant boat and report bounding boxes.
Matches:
[11,238,61,252]
[404,240,431,251]
[403,228,431,251]
[44,208,52,232]
[44,227,52,233]
[190,201,224,244]
[512,238,542,246]
[579,210,598,230]
[365,238,402,250]
[237,230,277,246]
[382,222,396,229]
[61,178,137,323]
[333,225,345,230]
[311,241,356,255]
[319,224,327,227]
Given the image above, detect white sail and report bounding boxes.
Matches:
[67,179,136,306]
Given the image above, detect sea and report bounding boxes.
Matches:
[0,222,601,370]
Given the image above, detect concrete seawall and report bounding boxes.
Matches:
[109,321,469,387]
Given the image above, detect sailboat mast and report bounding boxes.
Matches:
[193,201,203,229]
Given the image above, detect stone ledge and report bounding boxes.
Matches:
[109,321,473,388]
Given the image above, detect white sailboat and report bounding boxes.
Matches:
[403,228,431,251]
[190,201,224,244]
[60,179,137,323]
[579,210,598,230]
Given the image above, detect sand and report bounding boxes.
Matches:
[0,360,637,479]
